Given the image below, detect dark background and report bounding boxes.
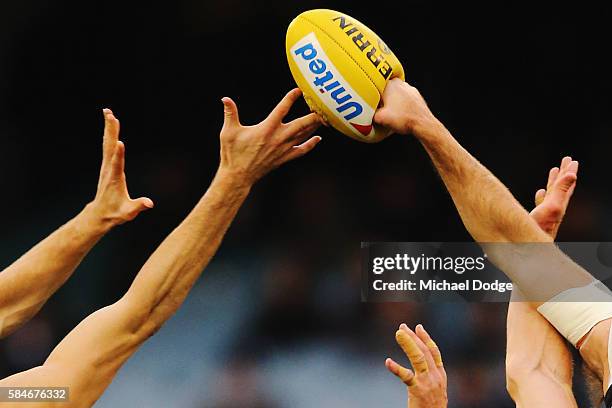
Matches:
[1,1,611,406]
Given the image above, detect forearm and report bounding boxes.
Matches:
[123,168,250,334]
[5,92,321,405]
[507,374,577,408]
[506,291,576,407]
[0,205,111,337]
[414,124,597,300]
[415,121,550,244]
[507,350,577,408]
[507,336,576,408]
[4,171,251,403]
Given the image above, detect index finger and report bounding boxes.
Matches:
[534,188,546,207]
[266,88,303,124]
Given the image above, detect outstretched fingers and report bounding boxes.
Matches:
[549,158,579,201]
[276,112,323,164]
[266,88,303,125]
[558,164,578,194]
[279,136,322,165]
[536,157,579,209]
[285,112,322,140]
[396,324,431,375]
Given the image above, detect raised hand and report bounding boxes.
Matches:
[385,324,448,408]
[89,109,154,226]
[529,156,579,239]
[218,88,322,185]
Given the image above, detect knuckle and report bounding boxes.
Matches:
[411,353,427,365]
[547,204,564,217]
[298,123,310,134]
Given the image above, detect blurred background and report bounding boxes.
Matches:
[1,1,611,406]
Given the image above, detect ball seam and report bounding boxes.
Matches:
[299,14,381,96]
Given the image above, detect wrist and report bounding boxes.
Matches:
[81,202,118,234]
[412,117,449,143]
[213,166,253,195]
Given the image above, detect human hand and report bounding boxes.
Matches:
[87,109,154,227]
[374,79,442,138]
[529,156,578,239]
[386,324,448,408]
[218,89,322,186]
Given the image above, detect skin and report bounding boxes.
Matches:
[0,89,322,407]
[375,78,610,397]
[0,109,153,338]
[385,324,447,408]
[506,160,578,408]
[384,161,578,407]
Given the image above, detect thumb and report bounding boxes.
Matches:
[373,108,389,126]
[374,108,386,125]
[117,197,154,224]
[221,97,240,129]
[534,188,546,207]
[131,197,155,214]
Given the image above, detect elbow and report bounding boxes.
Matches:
[130,311,163,342]
[135,319,163,341]
[505,369,520,400]
[118,289,180,343]
[115,296,162,342]
[0,301,45,339]
[505,354,540,399]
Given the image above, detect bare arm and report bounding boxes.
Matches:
[121,90,321,336]
[375,80,547,244]
[0,173,248,408]
[0,109,152,338]
[374,79,592,301]
[506,160,578,408]
[382,166,578,408]
[0,90,321,407]
[507,289,577,408]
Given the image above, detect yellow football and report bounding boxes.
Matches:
[286,9,405,143]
